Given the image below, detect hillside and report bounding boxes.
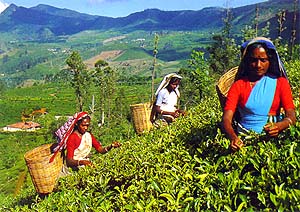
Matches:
[0,0,299,209]
[0,0,298,39]
[0,0,298,88]
[2,76,300,210]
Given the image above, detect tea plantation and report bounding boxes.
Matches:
[1,60,300,211]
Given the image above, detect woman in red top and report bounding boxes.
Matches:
[222,37,296,151]
[64,112,121,169]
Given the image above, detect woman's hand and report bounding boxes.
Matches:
[111,141,121,148]
[176,109,187,116]
[264,123,280,137]
[172,111,180,118]
[80,160,93,167]
[230,137,244,151]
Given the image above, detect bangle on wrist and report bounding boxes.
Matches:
[160,110,164,115]
[77,160,81,166]
[284,117,293,125]
[104,146,109,152]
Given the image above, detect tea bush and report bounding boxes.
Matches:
[1,59,300,211]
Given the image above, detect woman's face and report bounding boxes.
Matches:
[248,47,270,79]
[77,118,90,134]
[168,78,180,91]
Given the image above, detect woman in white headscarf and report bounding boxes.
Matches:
[151,73,186,124]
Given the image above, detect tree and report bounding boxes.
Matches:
[241,4,270,42]
[65,51,90,111]
[207,8,239,74]
[92,59,117,126]
[274,10,289,62]
[151,33,159,102]
[179,50,213,107]
[289,0,298,60]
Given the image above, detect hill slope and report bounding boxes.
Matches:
[0,0,298,39]
[2,89,300,211]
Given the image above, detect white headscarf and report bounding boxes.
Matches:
[155,73,182,96]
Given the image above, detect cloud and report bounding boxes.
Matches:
[0,0,9,13]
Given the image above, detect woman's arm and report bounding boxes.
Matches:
[264,108,296,137]
[66,158,92,167]
[95,141,121,154]
[222,110,244,151]
[154,105,179,118]
[264,78,296,137]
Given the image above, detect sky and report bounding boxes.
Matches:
[0,0,268,18]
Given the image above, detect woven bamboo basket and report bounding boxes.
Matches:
[130,102,153,134]
[24,143,63,194]
[216,66,239,109]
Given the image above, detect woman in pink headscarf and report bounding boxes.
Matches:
[53,112,121,170]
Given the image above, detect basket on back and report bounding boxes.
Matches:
[216,67,239,109]
[24,143,63,194]
[130,102,153,134]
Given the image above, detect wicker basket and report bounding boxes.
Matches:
[130,102,153,134]
[24,143,63,194]
[216,67,239,109]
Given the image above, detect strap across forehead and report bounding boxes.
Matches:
[241,37,275,57]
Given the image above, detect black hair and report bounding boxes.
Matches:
[74,116,91,130]
[169,77,181,84]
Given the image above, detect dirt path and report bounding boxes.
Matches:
[84,50,123,69]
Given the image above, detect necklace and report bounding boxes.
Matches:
[250,81,256,88]
[75,130,83,138]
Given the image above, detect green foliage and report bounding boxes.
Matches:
[179,50,214,107]
[0,79,6,95]
[3,57,300,210]
[285,59,300,96]
[91,59,118,125]
[3,86,300,211]
[0,130,53,197]
[0,7,299,208]
[65,51,90,111]
[1,52,300,211]
[241,22,270,43]
[207,11,240,75]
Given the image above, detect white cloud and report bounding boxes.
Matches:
[0,0,9,13]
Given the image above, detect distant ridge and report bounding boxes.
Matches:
[0,0,298,42]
